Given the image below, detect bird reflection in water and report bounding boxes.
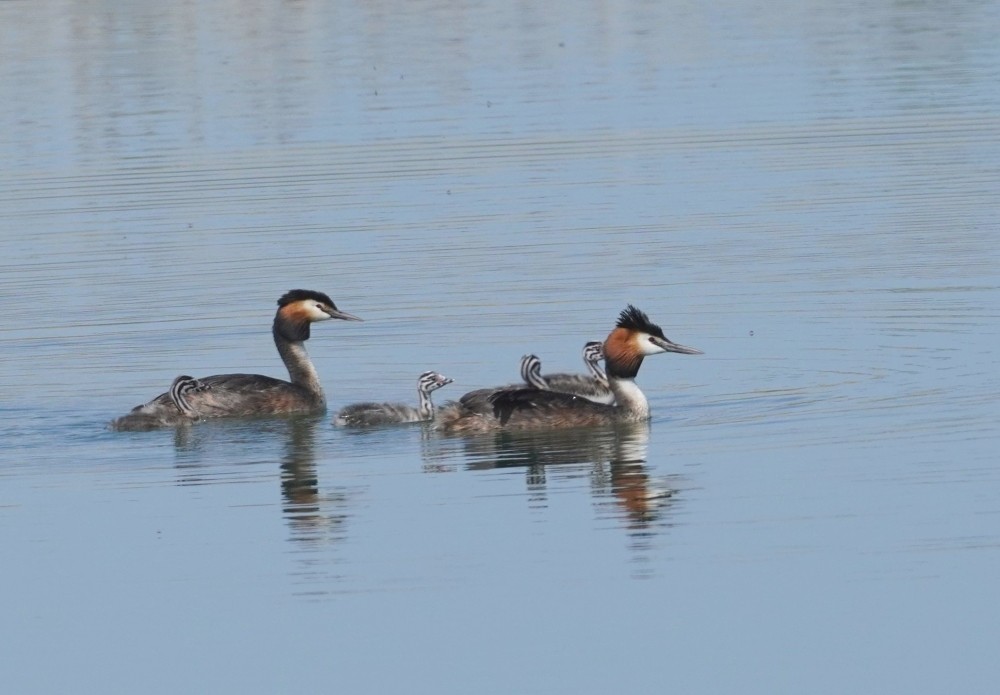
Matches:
[431,421,678,530]
[279,417,350,550]
[168,416,352,574]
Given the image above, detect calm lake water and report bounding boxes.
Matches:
[2,1,999,693]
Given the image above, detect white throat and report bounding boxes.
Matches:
[609,377,650,420]
[417,387,434,419]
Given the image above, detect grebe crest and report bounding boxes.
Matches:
[603,304,701,379]
[334,371,454,427]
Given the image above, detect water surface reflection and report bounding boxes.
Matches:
[431,422,678,531]
[279,419,351,550]
[168,416,352,547]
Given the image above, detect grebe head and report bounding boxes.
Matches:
[519,354,545,388]
[274,289,362,342]
[604,305,702,378]
[418,371,454,394]
[582,341,605,363]
[277,289,362,323]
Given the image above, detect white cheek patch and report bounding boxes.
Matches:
[306,301,333,321]
[636,332,666,355]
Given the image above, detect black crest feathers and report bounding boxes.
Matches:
[277,289,335,308]
[615,305,665,338]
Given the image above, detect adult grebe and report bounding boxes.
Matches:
[110,375,209,431]
[334,371,454,427]
[110,289,361,429]
[520,341,613,404]
[436,305,701,433]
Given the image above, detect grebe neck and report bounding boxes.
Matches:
[273,324,324,402]
[582,342,607,384]
[417,387,433,420]
[586,359,608,385]
[609,377,649,420]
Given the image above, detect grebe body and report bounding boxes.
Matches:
[436,306,700,434]
[334,371,454,427]
[110,290,361,429]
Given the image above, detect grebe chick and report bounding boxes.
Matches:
[109,374,210,431]
[334,371,454,427]
[110,289,361,427]
[582,340,609,382]
[447,343,610,421]
[520,341,613,404]
[169,375,210,420]
[436,305,701,434]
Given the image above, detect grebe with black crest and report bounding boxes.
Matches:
[436,306,701,433]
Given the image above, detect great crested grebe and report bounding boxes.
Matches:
[435,305,701,434]
[519,341,613,404]
[110,375,210,431]
[110,289,361,429]
[334,371,454,427]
